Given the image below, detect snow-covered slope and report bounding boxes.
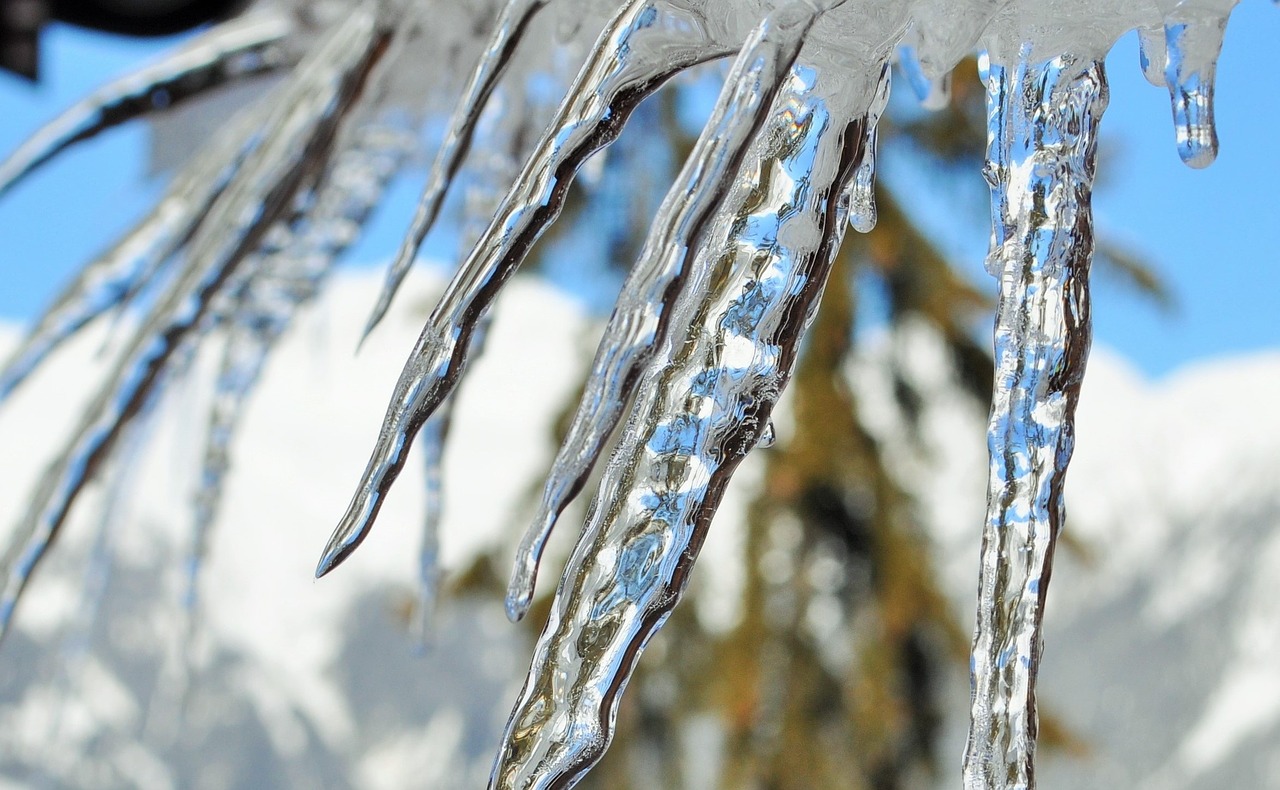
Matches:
[1,273,1278,788]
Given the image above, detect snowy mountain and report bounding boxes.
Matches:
[853,320,1280,789]
[1,269,1277,788]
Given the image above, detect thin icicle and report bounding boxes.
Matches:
[363,0,551,340]
[1162,2,1236,169]
[0,8,394,642]
[847,63,890,233]
[490,58,870,790]
[413,401,451,643]
[186,120,413,611]
[0,10,293,198]
[504,0,832,623]
[0,102,270,402]
[963,50,1108,790]
[412,85,530,642]
[317,0,742,578]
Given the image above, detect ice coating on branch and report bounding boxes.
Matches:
[504,0,832,623]
[316,0,743,578]
[963,50,1107,790]
[0,104,268,402]
[490,57,870,789]
[0,8,393,641]
[362,0,551,340]
[0,10,294,199]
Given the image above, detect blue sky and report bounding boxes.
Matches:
[0,6,1276,377]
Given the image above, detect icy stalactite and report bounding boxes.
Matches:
[412,402,451,641]
[0,6,395,641]
[0,10,294,199]
[411,84,531,641]
[1136,0,1236,168]
[0,0,1265,785]
[0,103,269,402]
[317,0,748,578]
[185,121,413,611]
[363,0,550,339]
[963,51,1108,790]
[1161,2,1235,169]
[504,0,836,624]
[489,57,872,789]
[846,63,889,233]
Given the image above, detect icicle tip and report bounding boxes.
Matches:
[315,539,356,579]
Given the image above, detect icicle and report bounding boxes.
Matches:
[363,0,551,340]
[412,402,451,643]
[316,0,741,578]
[0,102,270,402]
[847,63,890,233]
[963,50,1108,790]
[186,120,412,609]
[0,9,394,643]
[0,10,293,198]
[1162,3,1235,169]
[412,83,529,642]
[489,56,870,789]
[504,0,831,623]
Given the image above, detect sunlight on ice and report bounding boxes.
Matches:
[0,0,1265,787]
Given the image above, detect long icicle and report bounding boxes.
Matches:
[0,7,394,642]
[316,0,739,578]
[963,50,1108,790]
[845,61,889,232]
[0,101,270,402]
[504,0,840,623]
[185,121,413,611]
[0,10,294,199]
[362,0,550,340]
[490,57,871,790]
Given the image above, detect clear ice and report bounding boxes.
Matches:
[491,45,871,790]
[964,48,1107,790]
[0,0,1262,787]
[186,119,413,609]
[504,0,840,624]
[315,0,743,578]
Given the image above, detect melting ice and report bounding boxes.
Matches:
[0,0,1259,787]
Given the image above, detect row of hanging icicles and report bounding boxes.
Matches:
[0,0,1254,787]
